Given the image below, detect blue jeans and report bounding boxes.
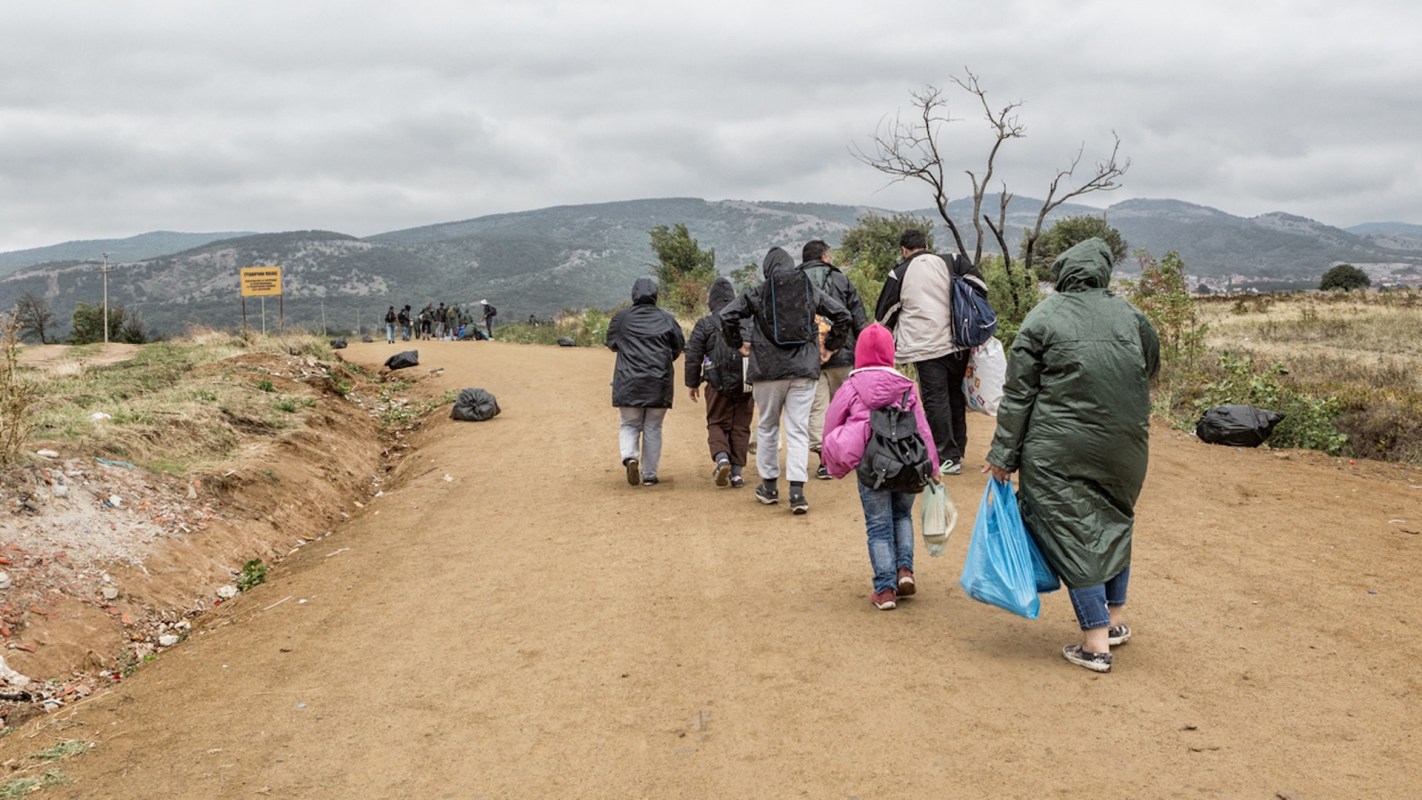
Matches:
[384,322,395,343]
[1067,566,1131,630]
[858,482,915,593]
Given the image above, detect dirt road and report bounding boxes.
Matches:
[8,339,1420,798]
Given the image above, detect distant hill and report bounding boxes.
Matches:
[1346,221,1422,254]
[0,231,256,278]
[3,197,1419,339]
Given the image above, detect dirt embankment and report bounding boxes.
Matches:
[0,346,430,726]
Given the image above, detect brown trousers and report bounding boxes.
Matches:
[704,385,755,467]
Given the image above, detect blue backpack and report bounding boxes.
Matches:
[948,255,998,348]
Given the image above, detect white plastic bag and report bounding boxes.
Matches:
[918,482,958,557]
[963,337,1006,416]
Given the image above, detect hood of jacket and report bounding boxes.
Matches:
[761,247,794,280]
[854,323,895,368]
[707,276,736,314]
[1052,238,1113,294]
[850,365,917,411]
[631,276,659,306]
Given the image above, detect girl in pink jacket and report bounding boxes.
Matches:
[822,323,939,610]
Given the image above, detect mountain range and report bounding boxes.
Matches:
[3,197,1420,338]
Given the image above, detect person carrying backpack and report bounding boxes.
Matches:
[821,323,940,610]
[719,247,852,514]
[383,306,397,344]
[797,240,869,480]
[397,305,412,341]
[606,277,685,486]
[685,277,755,488]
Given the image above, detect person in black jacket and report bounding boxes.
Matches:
[606,277,686,486]
[797,240,869,479]
[720,247,852,514]
[685,277,755,489]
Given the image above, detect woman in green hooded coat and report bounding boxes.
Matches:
[984,237,1160,673]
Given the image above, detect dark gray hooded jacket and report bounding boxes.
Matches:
[605,277,686,408]
[718,247,852,382]
[685,277,750,396]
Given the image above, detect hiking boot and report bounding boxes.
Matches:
[815,462,831,480]
[642,475,659,486]
[729,475,745,489]
[1107,625,1132,646]
[871,589,897,610]
[623,458,640,486]
[1062,644,1113,673]
[940,459,962,476]
[755,483,779,505]
[713,458,731,487]
[896,568,916,596]
[788,491,809,515]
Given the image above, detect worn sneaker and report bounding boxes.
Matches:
[755,484,779,505]
[815,463,831,480]
[623,457,641,486]
[642,476,659,486]
[729,475,745,489]
[713,458,731,487]
[871,589,897,610]
[1062,644,1113,673]
[896,568,916,596]
[1107,625,1132,646]
[940,459,962,476]
[788,492,809,515]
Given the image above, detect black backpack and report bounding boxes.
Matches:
[703,326,747,396]
[758,269,815,348]
[856,389,933,494]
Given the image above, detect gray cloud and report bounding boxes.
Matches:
[3,1,1421,251]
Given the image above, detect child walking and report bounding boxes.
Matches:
[684,277,755,488]
[821,323,939,609]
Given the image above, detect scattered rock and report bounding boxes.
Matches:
[0,656,30,689]
[89,412,112,423]
[216,585,239,599]
[35,449,60,459]
[0,573,9,591]
[101,586,120,601]
[158,634,180,647]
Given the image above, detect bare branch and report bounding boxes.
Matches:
[1022,132,1131,276]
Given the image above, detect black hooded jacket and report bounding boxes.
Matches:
[797,258,869,370]
[685,276,750,396]
[718,248,852,382]
[605,277,686,408]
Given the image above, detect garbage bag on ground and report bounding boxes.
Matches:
[556,337,577,347]
[384,350,419,370]
[1195,404,1285,447]
[450,388,501,421]
[329,338,348,349]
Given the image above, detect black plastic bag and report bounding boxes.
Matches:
[384,350,419,370]
[1195,405,1285,447]
[450,388,501,421]
[556,337,576,347]
[329,338,348,349]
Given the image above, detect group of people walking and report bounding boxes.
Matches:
[605,232,1160,674]
[382,300,497,344]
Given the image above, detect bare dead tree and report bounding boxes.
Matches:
[854,70,1130,321]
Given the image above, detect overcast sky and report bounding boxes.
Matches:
[3,1,1419,253]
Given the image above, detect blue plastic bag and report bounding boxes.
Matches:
[960,478,1043,618]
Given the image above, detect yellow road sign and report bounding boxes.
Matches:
[241,266,283,297]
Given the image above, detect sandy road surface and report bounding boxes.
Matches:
[7,339,1420,798]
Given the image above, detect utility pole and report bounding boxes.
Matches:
[101,252,110,345]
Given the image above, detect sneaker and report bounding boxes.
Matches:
[755,483,779,505]
[871,589,897,610]
[623,458,640,486]
[729,475,745,489]
[1062,644,1113,673]
[815,463,831,480]
[788,492,809,515]
[1107,624,1132,646]
[940,459,962,476]
[896,568,916,596]
[642,476,659,486]
[713,458,731,487]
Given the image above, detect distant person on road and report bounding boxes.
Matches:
[984,238,1160,673]
[685,277,755,489]
[434,302,447,340]
[383,306,397,344]
[874,229,981,476]
[606,278,685,487]
[398,305,412,341]
[719,247,851,514]
[481,300,498,338]
[821,323,939,610]
[798,239,868,480]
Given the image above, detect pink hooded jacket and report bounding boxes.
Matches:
[821,323,940,480]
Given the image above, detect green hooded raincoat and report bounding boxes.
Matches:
[986,238,1161,588]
